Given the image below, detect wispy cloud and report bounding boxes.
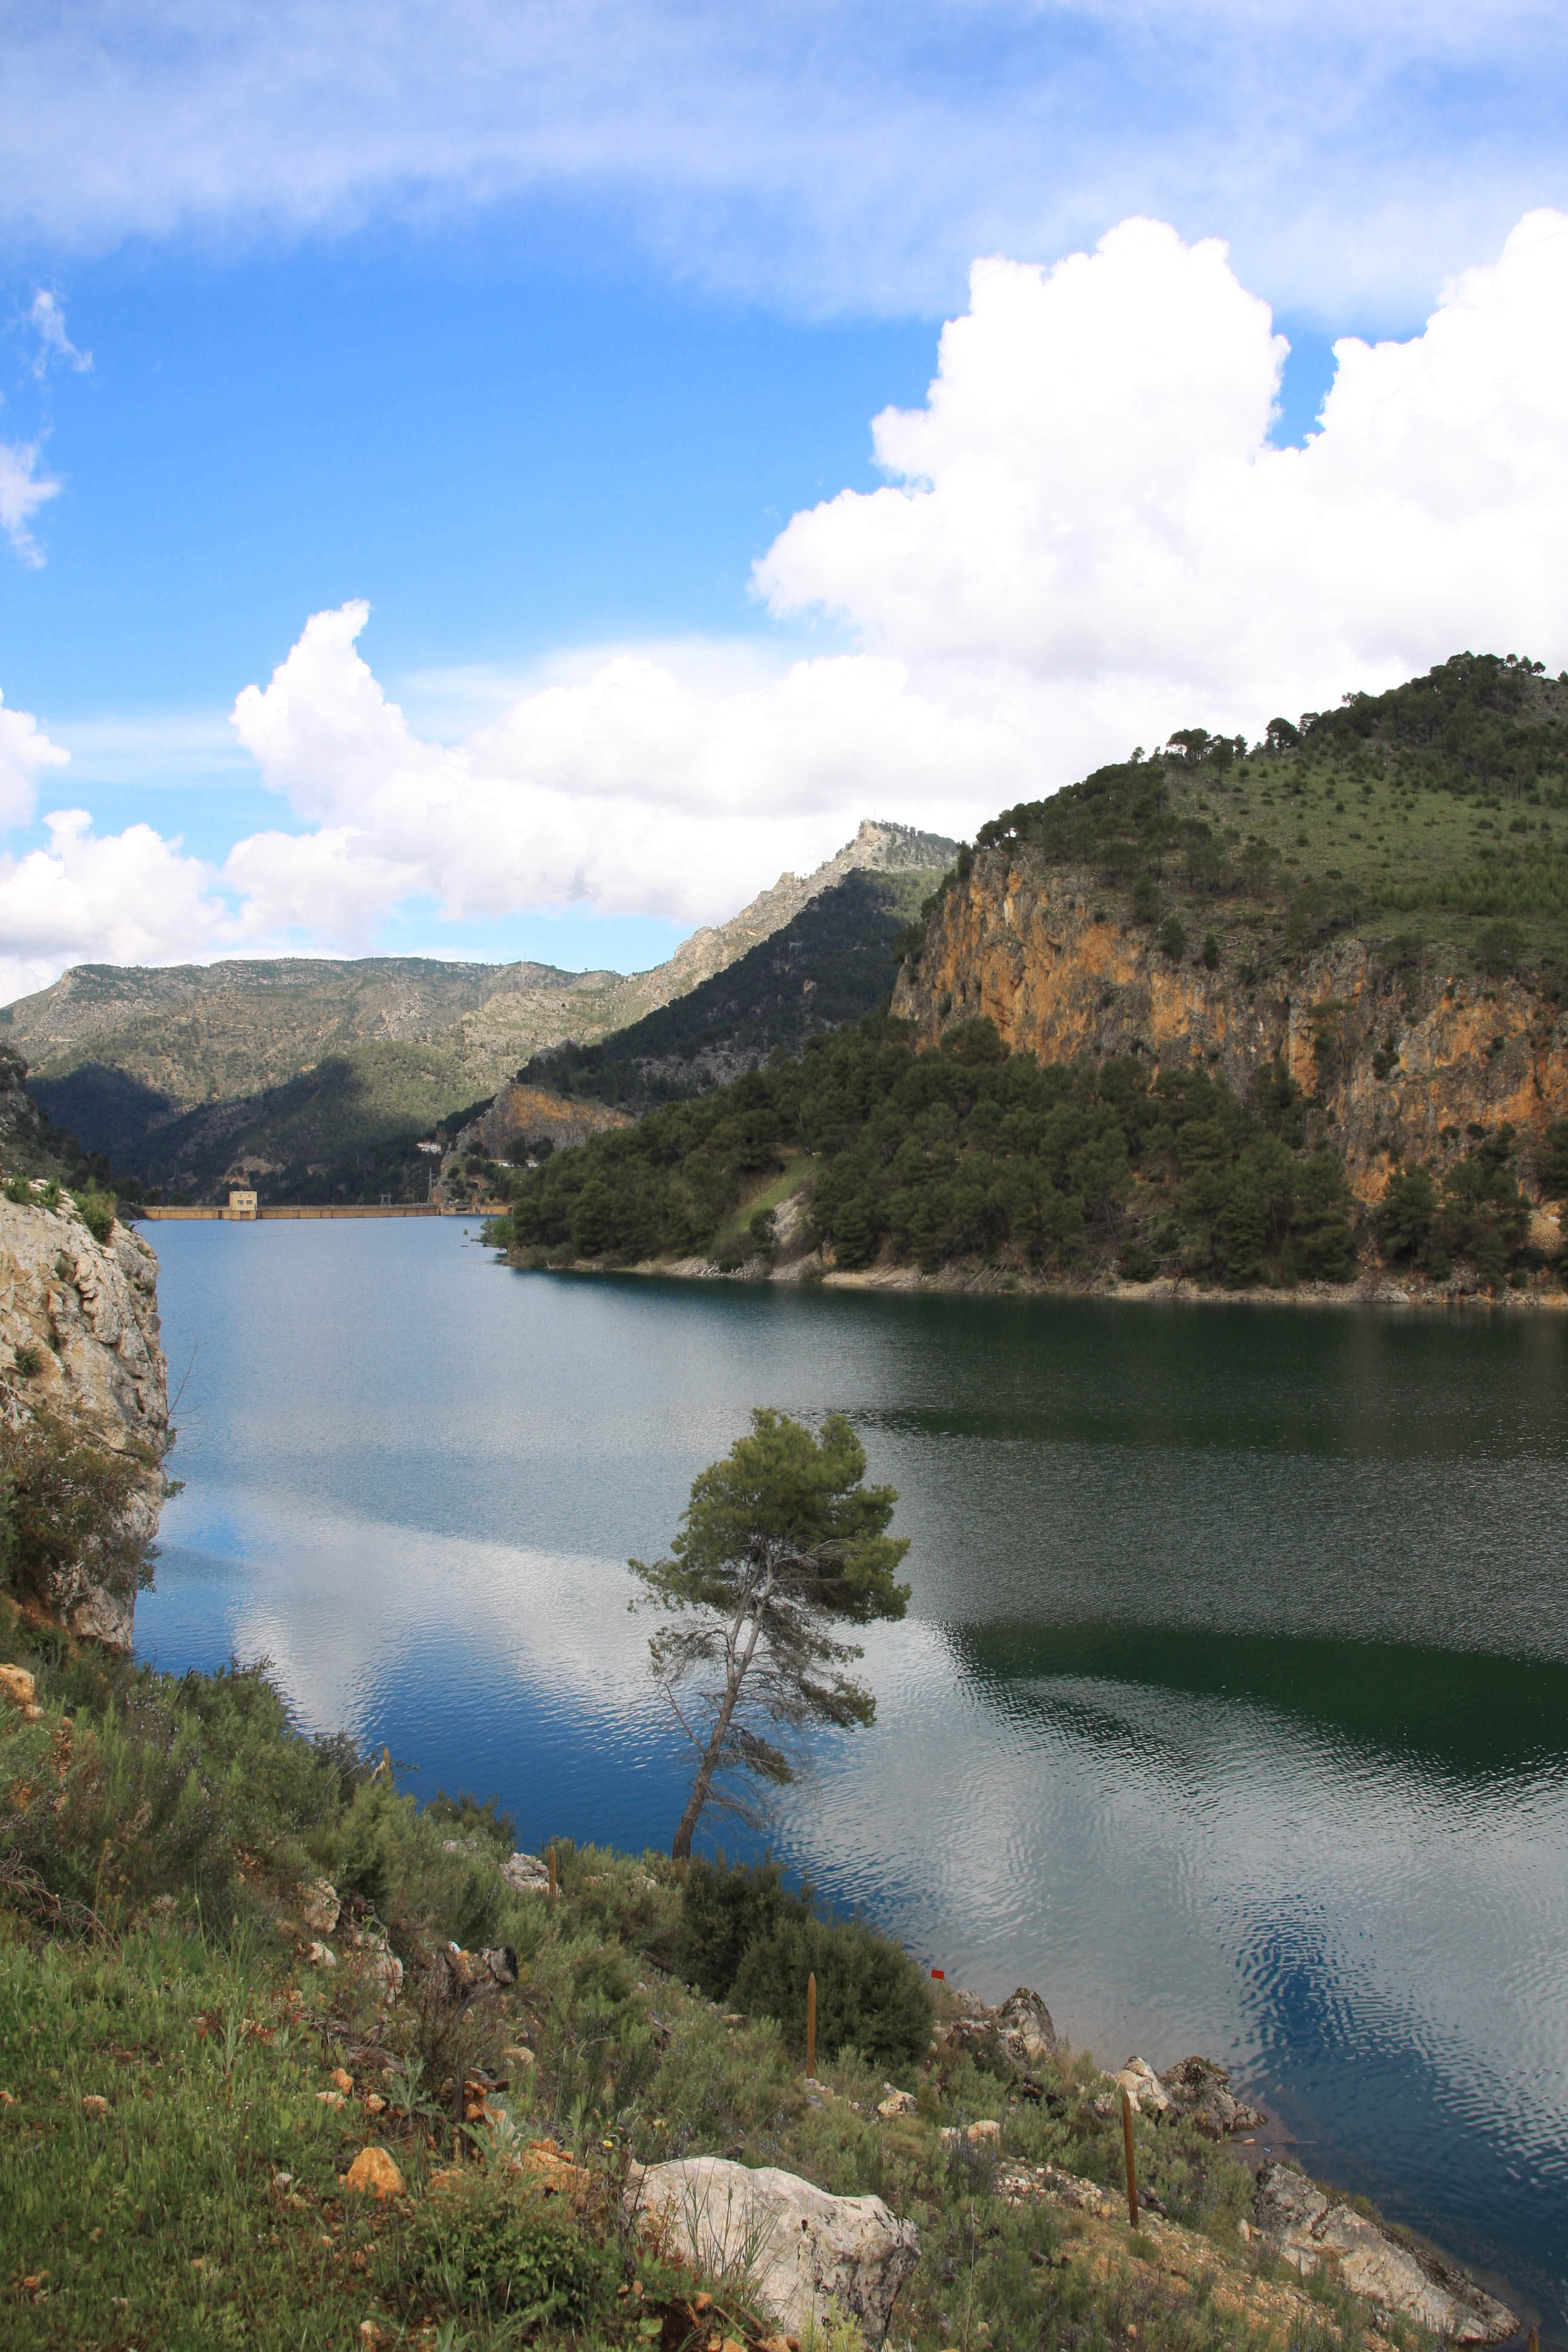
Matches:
[2,4,1566,321]
[25,290,91,379]
[0,436,61,566]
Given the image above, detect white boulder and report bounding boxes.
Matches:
[626,2157,918,2344]
[1094,2056,1172,2120]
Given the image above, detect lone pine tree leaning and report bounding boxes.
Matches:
[630,1410,910,1860]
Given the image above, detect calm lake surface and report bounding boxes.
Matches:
[137,1219,1568,2333]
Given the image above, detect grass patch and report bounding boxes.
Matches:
[0,1632,1406,2352]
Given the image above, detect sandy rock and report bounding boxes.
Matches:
[1253,2163,1518,2344]
[518,2140,585,2199]
[306,1941,338,1970]
[1158,2055,1266,2138]
[876,2088,917,2118]
[316,2089,347,2109]
[941,2119,1001,2149]
[0,1665,36,1708]
[430,1942,518,2003]
[627,2156,918,2344]
[80,2094,109,2116]
[1094,2057,1172,2120]
[345,2146,405,2199]
[298,1879,341,1934]
[996,2163,1120,2218]
[500,1851,552,1895]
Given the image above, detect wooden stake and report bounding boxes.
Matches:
[547,1846,557,1901]
[1527,2330,1538,2352]
[1120,2086,1138,2227]
[806,1971,817,2082]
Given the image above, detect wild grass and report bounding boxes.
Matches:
[0,1638,1417,2352]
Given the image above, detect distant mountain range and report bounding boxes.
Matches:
[0,819,958,1202]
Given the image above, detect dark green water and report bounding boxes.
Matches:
[137,1221,1568,2333]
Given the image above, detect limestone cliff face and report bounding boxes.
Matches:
[893,852,1568,1201]
[0,1198,170,1647]
[466,1083,633,1162]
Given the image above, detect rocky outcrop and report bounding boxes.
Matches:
[627,2155,919,2344]
[935,1984,1060,2076]
[0,1189,170,1647]
[1094,2056,1174,2120]
[1252,2162,1518,2343]
[1158,2054,1267,2138]
[463,1085,633,1165]
[895,854,1568,1201]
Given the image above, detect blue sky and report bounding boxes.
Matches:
[1,3,1566,997]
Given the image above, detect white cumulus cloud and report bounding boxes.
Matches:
[0,809,225,1006]
[224,603,1017,938]
[757,209,1568,774]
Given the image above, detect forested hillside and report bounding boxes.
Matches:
[494,653,1568,1298]
[493,1014,1567,1292]
[518,865,946,1112]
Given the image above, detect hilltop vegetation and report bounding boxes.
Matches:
[972,652,1568,977]
[492,1014,1567,1292]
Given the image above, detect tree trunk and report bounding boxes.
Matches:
[670,1562,771,1857]
[670,1734,724,1860]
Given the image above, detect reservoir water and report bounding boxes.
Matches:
[137,1217,1568,2333]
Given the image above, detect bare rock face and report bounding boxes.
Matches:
[896,854,1568,1201]
[0,1193,170,1647]
[627,2156,919,2345]
[1253,2162,1518,2343]
[1158,2054,1267,2138]
[937,1984,1059,2077]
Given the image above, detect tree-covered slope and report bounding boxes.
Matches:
[517,866,948,1112]
[494,1013,1564,1292]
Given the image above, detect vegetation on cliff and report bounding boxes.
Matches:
[491,1014,1564,1292]
[971,652,1568,976]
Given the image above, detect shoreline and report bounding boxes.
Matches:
[501,1243,1568,1313]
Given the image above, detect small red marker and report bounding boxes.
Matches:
[930,1968,945,1981]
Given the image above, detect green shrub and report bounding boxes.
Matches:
[1538,1118,1568,1203]
[1377,1164,1436,1261]
[76,1187,116,1243]
[0,1402,152,1614]
[3,1173,31,1204]
[1118,1245,1157,1282]
[11,1341,43,1378]
[676,1854,815,2000]
[428,1786,518,1854]
[729,1912,935,2072]
[1157,913,1187,961]
[410,2182,610,2324]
